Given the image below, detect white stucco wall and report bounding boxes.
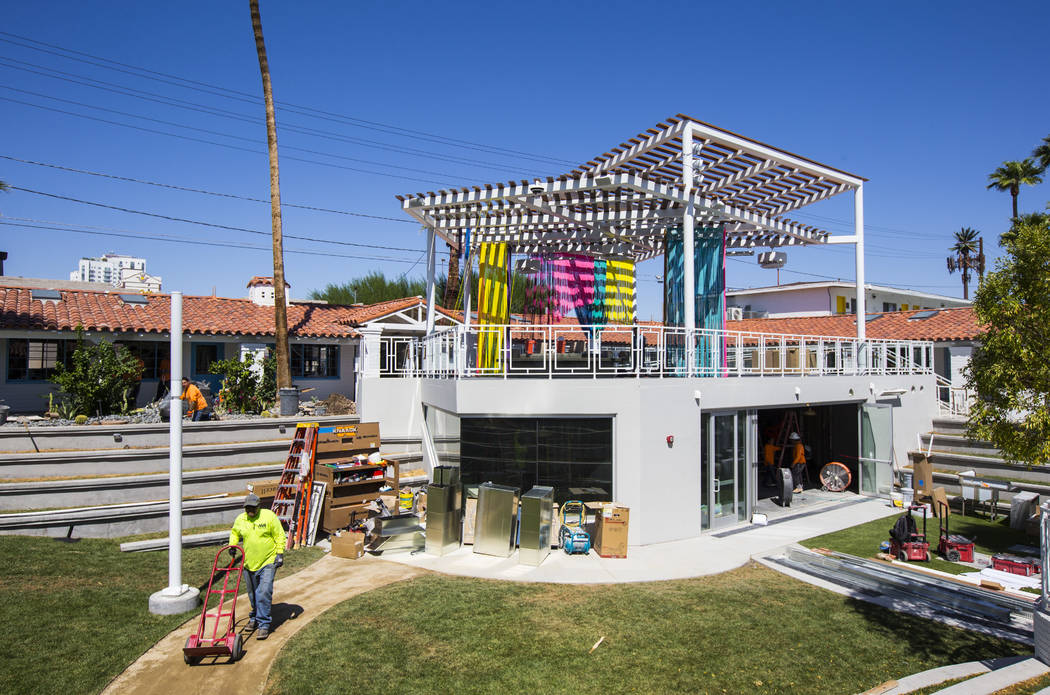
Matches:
[381,372,938,547]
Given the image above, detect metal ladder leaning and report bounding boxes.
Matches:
[271,423,318,550]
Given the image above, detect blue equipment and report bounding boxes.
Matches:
[561,528,591,555]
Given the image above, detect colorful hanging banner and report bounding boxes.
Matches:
[476,242,509,371]
[663,225,726,372]
[604,259,636,324]
[590,259,607,325]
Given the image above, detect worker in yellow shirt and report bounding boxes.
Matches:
[180,377,209,421]
[788,432,807,494]
[228,493,286,640]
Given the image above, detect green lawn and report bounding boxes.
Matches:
[802,510,1033,576]
[264,564,1028,695]
[0,534,323,695]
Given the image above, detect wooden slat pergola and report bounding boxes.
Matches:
[398,115,871,342]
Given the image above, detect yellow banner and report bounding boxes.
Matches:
[604,259,636,324]
[476,242,509,371]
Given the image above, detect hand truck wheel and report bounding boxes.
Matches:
[230,634,244,663]
[183,637,201,666]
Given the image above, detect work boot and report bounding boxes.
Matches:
[793,486,803,494]
[256,627,270,640]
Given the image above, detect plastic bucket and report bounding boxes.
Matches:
[399,490,413,510]
[901,487,914,507]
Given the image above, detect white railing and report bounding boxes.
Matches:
[936,374,973,417]
[380,325,936,380]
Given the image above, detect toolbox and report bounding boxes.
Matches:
[991,553,1041,577]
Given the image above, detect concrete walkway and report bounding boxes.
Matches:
[102,556,425,695]
[385,495,901,582]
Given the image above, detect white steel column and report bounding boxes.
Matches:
[148,291,198,614]
[461,233,473,373]
[682,127,696,334]
[854,185,866,368]
[424,225,436,335]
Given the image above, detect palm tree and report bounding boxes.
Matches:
[249,0,291,393]
[1034,135,1050,173]
[986,159,1043,220]
[947,227,979,299]
[443,234,461,309]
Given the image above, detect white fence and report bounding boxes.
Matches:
[380,324,935,380]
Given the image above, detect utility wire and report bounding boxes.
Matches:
[0,31,579,167]
[0,220,432,265]
[0,154,415,223]
[8,186,426,254]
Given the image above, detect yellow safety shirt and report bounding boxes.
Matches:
[229,508,286,572]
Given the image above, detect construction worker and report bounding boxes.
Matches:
[228,493,286,640]
[788,432,807,494]
[179,377,209,421]
[762,436,781,487]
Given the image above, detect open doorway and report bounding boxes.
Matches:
[755,404,859,501]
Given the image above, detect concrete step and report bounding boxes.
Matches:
[0,439,291,479]
[909,450,1050,485]
[934,657,1048,694]
[0,494,247,538]
[920,432,1000,458]
[0,413,360,453]
[120,530,230,553]
[0,463,284,510]
[932,417,969,436]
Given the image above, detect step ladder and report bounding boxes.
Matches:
[271,423,318,550]
[774,409,809,488]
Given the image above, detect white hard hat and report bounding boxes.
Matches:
[789,432,801,441]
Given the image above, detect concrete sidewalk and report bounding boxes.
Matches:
[384,496,900,583]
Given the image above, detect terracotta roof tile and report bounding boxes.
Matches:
[0,287,454,339]
[726,307,981,342]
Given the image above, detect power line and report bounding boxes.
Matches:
[8,186,427,254]
[0,219,436,266]
[0,57,549,177]
[0,154,416,223]
[0,31,579,168]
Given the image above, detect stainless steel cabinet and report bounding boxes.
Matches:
[518,485,554,566]
[473,483,519,557]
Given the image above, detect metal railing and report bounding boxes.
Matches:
[935,374,974,417]
[380,324,935,380]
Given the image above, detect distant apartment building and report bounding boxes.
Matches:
[69,254,161,292]
[726,281,970,319]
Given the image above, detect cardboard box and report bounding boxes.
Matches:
[462,497,478,544]
[316,422,381,458]
[593,504,629,558]
[330,531,365,559]
[247,479,281,499]
[913,457,934,500]
[322,503,369,532]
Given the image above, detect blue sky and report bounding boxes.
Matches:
[1,1,1048,320]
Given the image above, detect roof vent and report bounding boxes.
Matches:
[30,289,62,302]
[119,294,148,305]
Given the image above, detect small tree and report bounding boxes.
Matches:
[51,331,143,417]
[213,356,264,413]
[256,353,277,410]
[966,214,1050,465]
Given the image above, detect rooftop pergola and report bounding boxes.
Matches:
[399,114,871,342]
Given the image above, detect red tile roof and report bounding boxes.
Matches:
[0,287,454,339]
[726,307,981,342]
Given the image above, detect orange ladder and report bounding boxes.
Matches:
[271,423,318,550]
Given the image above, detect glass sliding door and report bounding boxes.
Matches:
[703,410,751,530]
[859,403,894,497]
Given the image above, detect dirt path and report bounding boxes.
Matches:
[102,555,426,695]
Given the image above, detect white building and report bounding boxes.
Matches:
[727,281,969,319]
[247,276,291,306]
[117,267,163,293]
[369,114,943,548]
[69,254,152,288]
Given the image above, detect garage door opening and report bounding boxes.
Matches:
[755,404,859,500]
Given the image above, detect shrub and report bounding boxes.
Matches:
[212,356,262,414]
[256,353,277,411]
[74,415,88,425]
[51,331,143,417]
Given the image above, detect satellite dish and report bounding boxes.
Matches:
[758,251,786,269]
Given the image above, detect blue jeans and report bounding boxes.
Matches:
[191,410,209,421]
[245,562,276,630]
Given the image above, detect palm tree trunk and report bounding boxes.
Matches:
[444,234,461,308]
[962,268,969,300]
[1011,188,1019,220]
[250,0,291,390]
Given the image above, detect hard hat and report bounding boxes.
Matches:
[789,432,801,441]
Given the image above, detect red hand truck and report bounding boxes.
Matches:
[183,544,246,665]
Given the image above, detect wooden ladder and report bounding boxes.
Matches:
[774,409,803,469]
[271,422,318,550]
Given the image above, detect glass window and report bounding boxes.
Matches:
[193,344,221,374]
[459,417,612,504]
[291,344,340,378]
[7,339,75,380]
[115,341,171,379]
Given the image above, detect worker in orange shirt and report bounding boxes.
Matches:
[180,377,209,421]
[788,432,806,494]
[762,436,780,487]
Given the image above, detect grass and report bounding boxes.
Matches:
[801,510,1034,576]
[264,564,1027,695]
[0,534,323,695]
[994,672,1050,694]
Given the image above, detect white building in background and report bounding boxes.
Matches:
[69,254,159,289]
[726,281,969,319]
[117,267,163,293]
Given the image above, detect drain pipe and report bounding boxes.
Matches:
[149,291,200,614]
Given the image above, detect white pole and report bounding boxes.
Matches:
[167,291,184,593]
[682,127,696,372]
[462,234,473,373]
[424,225,436,336]
[854,185,866,369]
